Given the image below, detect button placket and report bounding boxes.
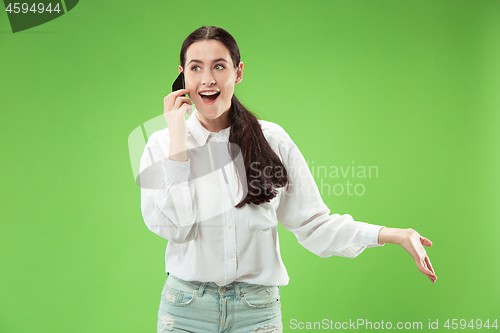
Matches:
[214,135,237,285]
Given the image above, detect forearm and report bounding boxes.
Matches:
[169,137,187,162]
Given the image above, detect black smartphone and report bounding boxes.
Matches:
[172,72,185,95]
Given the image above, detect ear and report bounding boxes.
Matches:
[235,62,244,84]
[178,65,183,74]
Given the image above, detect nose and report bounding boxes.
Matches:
[201,69,216,86]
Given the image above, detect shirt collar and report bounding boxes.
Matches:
[186,108,231,146]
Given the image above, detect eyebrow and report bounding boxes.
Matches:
[187,58,229,65]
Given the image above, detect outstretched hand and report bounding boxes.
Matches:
[399,228,437,283]
[378,227,437,283]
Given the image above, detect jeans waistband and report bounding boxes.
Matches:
[166,274,276,299]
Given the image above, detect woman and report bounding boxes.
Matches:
[140,26,437,333]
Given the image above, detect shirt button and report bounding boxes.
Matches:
[229,254,234,259]
[227,224,232,229]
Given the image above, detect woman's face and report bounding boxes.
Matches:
[180,40,243,126]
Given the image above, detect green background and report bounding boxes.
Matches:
[1,0,499,332]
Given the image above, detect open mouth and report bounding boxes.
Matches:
[199,91,220,104]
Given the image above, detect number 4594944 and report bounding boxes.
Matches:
[444,319,498,330]
[5,3,61,14]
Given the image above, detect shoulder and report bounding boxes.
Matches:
[142,127,171,162]
[258,119,301,163]
[258,119,293,145]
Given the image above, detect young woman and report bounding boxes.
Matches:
[140,26,437,333]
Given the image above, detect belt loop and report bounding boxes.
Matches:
[197,282,207,298]
[235,282,241,300]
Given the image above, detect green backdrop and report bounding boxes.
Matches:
[1,1,499,332]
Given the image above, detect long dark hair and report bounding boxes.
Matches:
[180,26,289,208]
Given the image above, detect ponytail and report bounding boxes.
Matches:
[229,95,289,208]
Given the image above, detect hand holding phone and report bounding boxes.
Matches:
[164,72,191,162]
[167,71,191,116]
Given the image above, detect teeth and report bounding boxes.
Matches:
[200,91,219,96]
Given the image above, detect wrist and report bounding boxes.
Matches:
[378,227,407,245]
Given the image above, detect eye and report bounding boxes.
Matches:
[214,64,225,70]
[190,65,201,71]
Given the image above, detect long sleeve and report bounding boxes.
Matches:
[272,127,384,258]
[139,130,198,243]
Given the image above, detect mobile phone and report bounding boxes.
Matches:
[172,72,185,95]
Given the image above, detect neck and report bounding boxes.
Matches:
[196,109,231,133]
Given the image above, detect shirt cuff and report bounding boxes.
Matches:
[360,224,386,248]
[165,158,191,183]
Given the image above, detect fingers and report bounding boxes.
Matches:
[416,255,437,283]
[164,89,190,112]
[420,236,433,247]
[425,255,436,276]
[417,250,435,280]
[171,88,190,97]
[179,103,192,115]
[426,263,437,283]
[173,97,192,110]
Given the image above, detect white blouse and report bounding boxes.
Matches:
[140,109,384,286]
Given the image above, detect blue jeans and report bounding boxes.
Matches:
[157,274,283,332]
